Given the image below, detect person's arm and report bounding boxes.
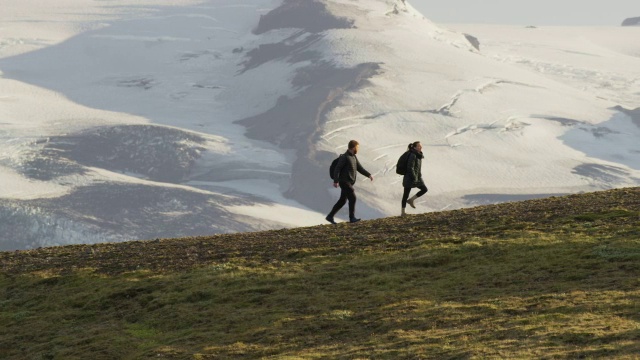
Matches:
[356,158,373,181]
[407,153,417,182]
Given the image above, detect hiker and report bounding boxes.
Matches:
[401,141,428,216]
[326,140,373,224]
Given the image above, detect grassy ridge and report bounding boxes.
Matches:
[1,187,639,359]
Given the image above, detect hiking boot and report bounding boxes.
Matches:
[407,195,417,209]
[325,215,337,225]
[349,217,361,223]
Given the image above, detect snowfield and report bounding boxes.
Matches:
[1,0,639,250]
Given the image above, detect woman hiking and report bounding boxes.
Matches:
[401,141,428,216]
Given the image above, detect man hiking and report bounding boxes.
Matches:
[401,141,428,216]
[326,140,373,224]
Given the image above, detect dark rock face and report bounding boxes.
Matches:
[253,0,354,34]
[621,17,640,26]
[464,34,480,51]
[239,32,323,73]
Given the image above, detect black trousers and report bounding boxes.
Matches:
[402,184,428,208]
[328,182,357,219]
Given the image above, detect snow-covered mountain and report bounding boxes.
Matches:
[1,0,639,250]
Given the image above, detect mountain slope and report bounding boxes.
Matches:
[1,187,639,359]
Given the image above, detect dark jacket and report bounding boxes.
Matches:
[402,150,425,188]
[333,150,371,185]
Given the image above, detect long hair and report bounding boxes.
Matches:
[407,141,420,151]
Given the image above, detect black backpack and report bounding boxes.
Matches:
[329,154,343,179]
[395,151,410,175]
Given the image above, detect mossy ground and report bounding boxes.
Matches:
[1,187,639,359]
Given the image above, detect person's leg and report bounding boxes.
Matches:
[415,184,428,198]
[407,184,428,208]
[401,187,412,215]
[326,185,348,223]
[401,187,412,208]
[340,182,358,222]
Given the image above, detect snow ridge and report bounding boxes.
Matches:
[0,0,639,250]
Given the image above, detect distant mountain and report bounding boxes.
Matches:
[621,17,640,26]
[0,0,639,250]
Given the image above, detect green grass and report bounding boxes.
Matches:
[1,187,640,359]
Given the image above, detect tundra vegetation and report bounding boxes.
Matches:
[1,187,639,359]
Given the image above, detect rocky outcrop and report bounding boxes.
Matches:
[464,34,480,51]
[621,17,640,26]
[253,0,354,34]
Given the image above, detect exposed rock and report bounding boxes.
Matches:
[253,0,354,34]
[464,33,480,51]
[621,17,640,26]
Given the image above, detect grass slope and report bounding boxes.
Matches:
[1,187,640,359]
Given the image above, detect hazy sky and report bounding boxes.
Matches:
[410,0,640,26]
